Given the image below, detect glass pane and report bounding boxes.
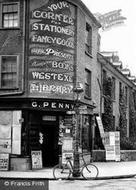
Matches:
[3,20,9,28]
[1,74,16,88]
[13,4,18,12]
[8,13,14,20]
[3,14,9,20]
[13,13,18,20]
[13,20,18,27]
[8,5,13,12]
[3,5,8,13]
[8,20,13,27]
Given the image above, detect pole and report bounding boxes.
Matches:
[73,106,80,177]
[91,116,95,161]
[72,83,84,177]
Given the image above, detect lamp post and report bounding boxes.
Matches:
[73,82,84,177]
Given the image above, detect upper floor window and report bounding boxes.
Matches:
[2,3,19,28]
[119,82,122,100]
[0,55,18,89]
[85,69,91,98]
[85,23,92,55]
[102,69,107,95]
[125,86,128,105]
[112,77,116,100]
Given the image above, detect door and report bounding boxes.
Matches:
[40,123,59,167]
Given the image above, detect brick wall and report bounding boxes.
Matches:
[0,0,25,94]
[76,7,101,111]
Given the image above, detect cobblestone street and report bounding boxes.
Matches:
[49,177,136,190]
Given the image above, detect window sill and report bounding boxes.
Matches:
[84,95,92,100]
[0,27,20,30]
[0,87,19,90]
[85,51,93,58]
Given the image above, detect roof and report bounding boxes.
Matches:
[97,53,136,88]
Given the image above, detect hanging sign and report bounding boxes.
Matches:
[94,9,126,31]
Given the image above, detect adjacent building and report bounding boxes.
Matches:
[96,52,136,152]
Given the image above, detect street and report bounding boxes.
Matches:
[49,177,136,190]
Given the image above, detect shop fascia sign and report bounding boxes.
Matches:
[94,9,126,31]
[31,100,74,110]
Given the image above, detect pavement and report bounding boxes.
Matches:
[0,161,136,180]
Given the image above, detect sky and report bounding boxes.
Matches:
[82,0,136,76]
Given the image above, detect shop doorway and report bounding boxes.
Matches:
[40,122,59,167]
[28,112,59,167]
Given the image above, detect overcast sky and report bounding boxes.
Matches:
[82,0,136,76]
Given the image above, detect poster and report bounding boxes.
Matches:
[62,137,73,152]
[62,152,73,164]
[0,153,9,171]
[105,132,120,161]
[0,125,11,153]
[31,151,43,169]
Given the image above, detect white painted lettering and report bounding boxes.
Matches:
[32,11,74,25]
[30,83,73,94]
[51,102,57,108]
[48,1,69,12]
[43,102,49,107]
[32,102,38,108]
[59,103,64,108]
[31,35,74,48]
[31,47,73,60]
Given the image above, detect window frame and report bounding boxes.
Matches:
[85,23,92,56]
[0,55,19,89]
[0,2,20,29]
[84,68,92,99]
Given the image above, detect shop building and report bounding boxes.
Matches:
[0,0,101,169]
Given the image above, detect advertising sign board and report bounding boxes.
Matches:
[0,153,9,171]
[104,132,120,161]
[28,0,76,99]
[31,151,43,169]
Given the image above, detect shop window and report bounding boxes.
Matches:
[2,3,19,28]
[0,55,19,89]
[85,69,91,98]
[0,111,21,155]
[85,23,92,55]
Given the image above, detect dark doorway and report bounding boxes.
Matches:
[28,111,59,167]
[40,122,59,167]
